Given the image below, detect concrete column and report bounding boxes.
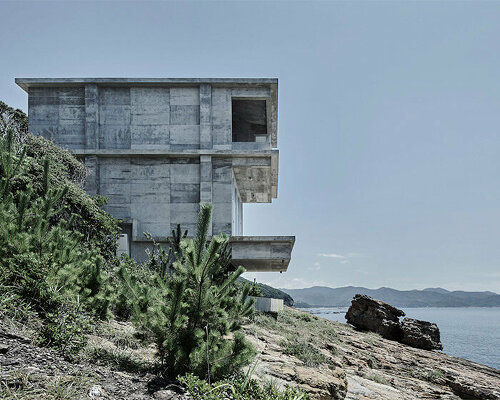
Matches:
[200,155,212,235]
[200,84,212,149]
[85,84,99,150]
[84,85,99,196]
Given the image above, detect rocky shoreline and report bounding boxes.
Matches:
[245,307,499,400]
[1,307,499,399]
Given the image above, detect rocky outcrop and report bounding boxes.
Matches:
[336,322,500,400]
[247,307,500,400]
[400,317,443,350]
[345,294,404,340]
[345,294,444,351]
[244,328,348,400]
[3,309,499,400]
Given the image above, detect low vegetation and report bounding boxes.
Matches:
[0,369,94,400]
[280,336,329,367]
[179,373,310,400]
[363,373,389,385]
[117,202,257,381]
[81,345,151,374]
[256,307,340,346]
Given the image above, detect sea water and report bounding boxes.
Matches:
[304,307,500,370]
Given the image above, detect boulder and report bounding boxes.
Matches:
[345,295,405,340]
[400,318,443,350]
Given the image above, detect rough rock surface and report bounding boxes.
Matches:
[244,328,348,400]
[247,307,500,400]
[2,309,499,400]
[345,294,405,340]
[400,317,443,350]
[336,321,500,400]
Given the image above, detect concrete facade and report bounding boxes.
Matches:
[16,78,294,272]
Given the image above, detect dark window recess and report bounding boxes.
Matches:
[232,100,267,142]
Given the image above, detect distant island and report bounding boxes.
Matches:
[281,286,500,308]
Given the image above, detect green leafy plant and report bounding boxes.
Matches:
[119,203,256,380]
[1,102,119,263]
[0,126,113,354]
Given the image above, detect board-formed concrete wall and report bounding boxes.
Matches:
[98,157,200,236]
[28,87,86,149]
[29,85,250,151]
[22,79,281,262]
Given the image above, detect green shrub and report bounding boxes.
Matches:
[0,127,113,354]
[179,373,310,400]
[419,368,444,382]
[1,102,119,264]
[363,373,389,385]
[119,203,256,380]
[37,304,90,355]
[21,134,119,262]
[0,100,28,143]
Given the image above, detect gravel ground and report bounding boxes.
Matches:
[0,328,186,399]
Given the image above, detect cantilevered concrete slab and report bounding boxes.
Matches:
[230,236,295,272]
[16,77,292,272]
[128,235,294,272]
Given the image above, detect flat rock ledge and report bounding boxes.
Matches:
[346,294,443,350]
[244,328,348,400]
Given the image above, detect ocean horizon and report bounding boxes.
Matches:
[304,306,500,370]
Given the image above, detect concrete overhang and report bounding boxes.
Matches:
[229,236,295,272]
[15,77,279,147]
[126,233,295,273]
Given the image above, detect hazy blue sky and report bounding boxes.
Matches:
[1,1,499,292]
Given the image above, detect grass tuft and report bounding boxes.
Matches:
[280,337,329,368]
[364,373,389,385]
[0,369,93,400]
[81,346,152,374]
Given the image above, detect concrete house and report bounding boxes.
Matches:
[16,78,294,272]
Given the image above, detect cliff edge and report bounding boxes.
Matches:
[245,307,500,400]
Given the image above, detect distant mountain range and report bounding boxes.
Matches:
[281,286,500,308]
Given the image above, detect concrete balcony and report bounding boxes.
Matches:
[124,234,295,273]
[229,236,295,272]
